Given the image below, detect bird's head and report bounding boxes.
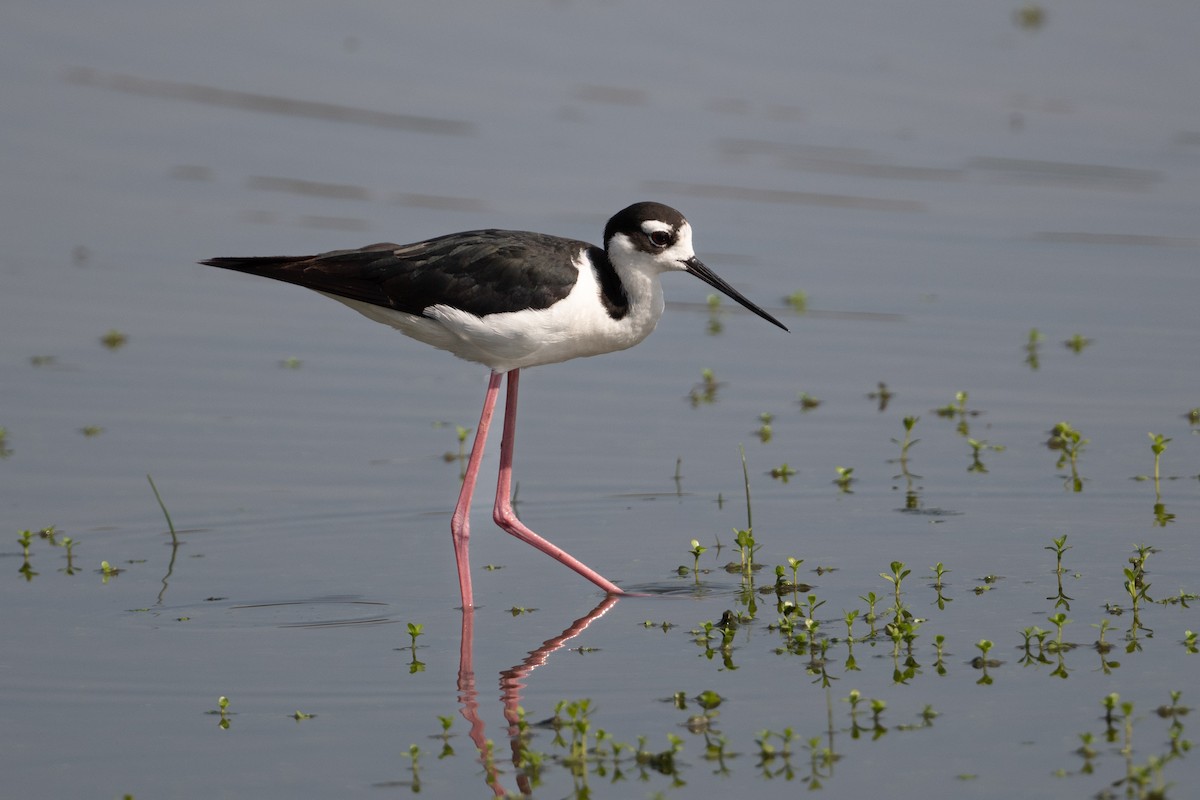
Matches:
[604,202,788,332]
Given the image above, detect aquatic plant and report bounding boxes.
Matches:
[833,466,854,493]
[1048,422,1087,491]
[1063,333,1092,353]
[755,412,773,443]
[1024,327,1044,370]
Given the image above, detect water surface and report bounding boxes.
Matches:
[2,2,1199,798]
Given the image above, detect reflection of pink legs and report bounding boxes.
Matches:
[457,598,621,796]
[492,370,624,597]
[449,369,624,610]
[456,607,504,796]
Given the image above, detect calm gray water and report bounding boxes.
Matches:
[3,2,1199,798]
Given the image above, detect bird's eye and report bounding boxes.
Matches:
[648,230,672,247]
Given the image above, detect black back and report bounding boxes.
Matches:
[203,229,618,317]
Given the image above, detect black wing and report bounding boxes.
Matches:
[202,230,594,317]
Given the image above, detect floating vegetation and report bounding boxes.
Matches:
[867,381,893,412]
[833,466,855,493]
[755,412,773,443]
[435,421,472,476]
[966,438,1005,473]
[1024,327,1044,370]
[769,463,797,482]
[688,368,721,407]
[205,696,233,730]
[1014,3,1047,32]
[933,391,980,437]
[99,329,128,350]
[1064,333,1093,354]
[705,293,724,335]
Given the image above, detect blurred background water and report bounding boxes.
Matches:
[2,2,1198,798]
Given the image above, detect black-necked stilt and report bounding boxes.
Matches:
[203,201,787,608]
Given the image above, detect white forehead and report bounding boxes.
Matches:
[641,219,674,236]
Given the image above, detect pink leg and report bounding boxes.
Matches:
[450,371,504,610]
[493,369,624,596]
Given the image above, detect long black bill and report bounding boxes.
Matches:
[684,257,789,332]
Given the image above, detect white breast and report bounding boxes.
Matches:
[322,250,665,373]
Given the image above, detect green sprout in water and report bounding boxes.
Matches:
[436,422,473,477]
[769,463,796,483]
[100,329,128,350]
[1064,333,1092,353]
[733,528,757,575]
[1046,612,1073,653]
[934,391,976,437]
[966,438,1005,473]
[756,412,773,443]
[868,382,894,412]
[688,368,720,407]
[17,529,34,560]
[859,592,880,637]
[1014,3,1047,31]
[833,466,855,493]
[688,539,707,582]
[880,561,910,619]
[1024,327,1044,370]
[208,695,233,730]
[17,529,38,581]
[60,536,79,576]
[99,560,123,583]
[930,562,951,609]
[892,416,920,460]
[785,290,807,314]
[705,293,725,335]
[892,416,922,509]
[797,391,821,411]
[1092,620,1120,674]
[1047,422,1087,492]
[1146,433,1175,527]
[406,622,425,673]
[972,640,1000,684]
[787,557,804,589]
[1045,534,1074,609]
[402,744,422,792]
[1148,432,1170,482]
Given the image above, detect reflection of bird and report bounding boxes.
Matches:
[204,201,787,607]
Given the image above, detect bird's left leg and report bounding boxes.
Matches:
[492,369,624,596]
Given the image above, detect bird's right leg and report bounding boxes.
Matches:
[450,370,504,610]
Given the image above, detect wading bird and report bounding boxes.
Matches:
[203,201,787,607]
